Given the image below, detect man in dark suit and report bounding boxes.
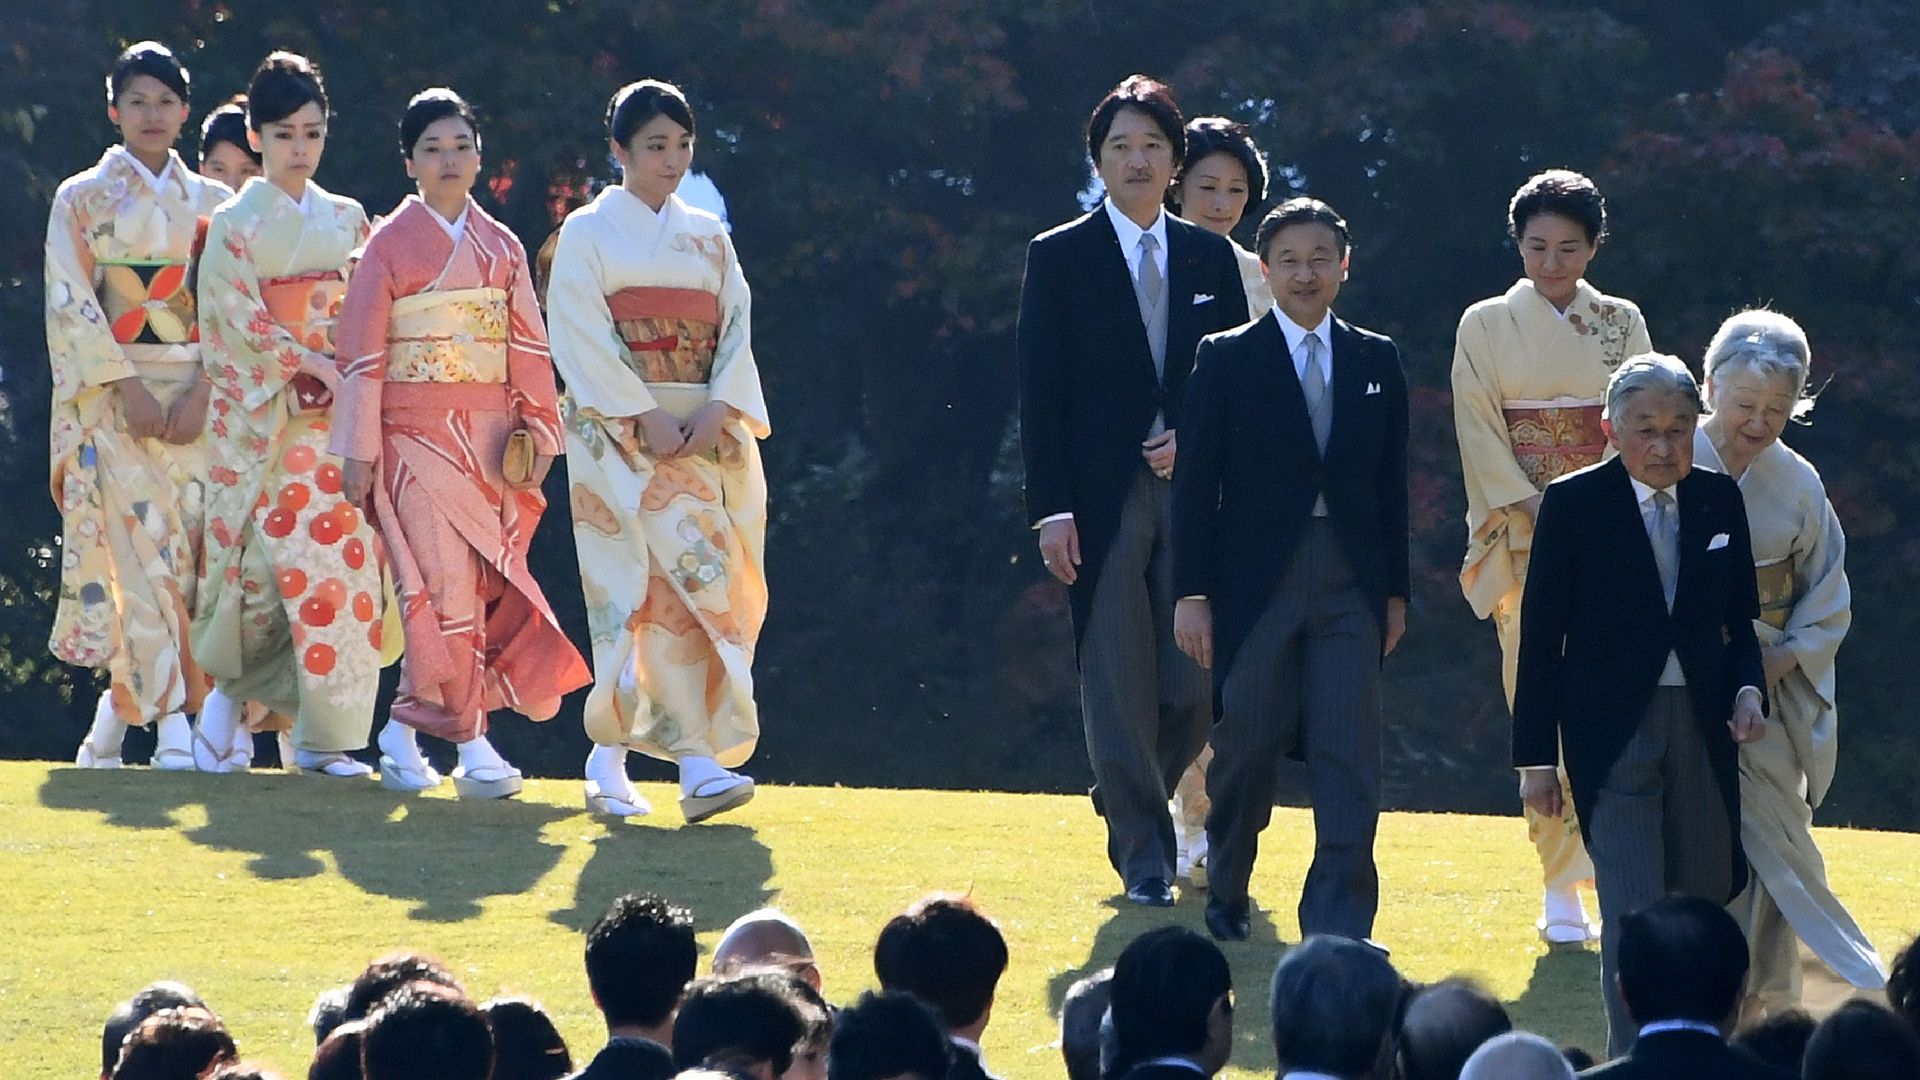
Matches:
[1105,927,1233,1080]
[873,895,1008,1080]
[1268,935,1405,1080]
[1511,353,1766,1054]
[1581,897,1794,1079]
[1171,198,1409,942]
[568,892,696,1080]
[1018,75,1251,906]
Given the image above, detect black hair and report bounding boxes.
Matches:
[1060,969,1114,1080]
[1560,1045,1595,1070]
[1888,930,1920,1036]
[199,97,259,166]
[1086,75,1186,169]
[401,87,480,158]
[1269,936,1404,1078]
[607,80,696,147]
[585,892,699,1030]
[1803,999,1920,1080]
[108,42,190,107]
[111,1007,237,1080]
[481,996,572,1080]
[344,952,465,1022]
[308,985,351,1046]
[1255,197,1351,261]
[361,986,493,1080]
[1397,978,1512,1080]
[1106,928,1231,1074]
[1171,116,1268,216]
[203,1065,276,1080]
[1508,169,1607,245]
[827,991,954,1080]
[671,973,808,1075]
[872,895,1009,1032]
[102,982,205,1076]
[1617,896,1749,1027]
[1730,1008,1817,1074]
[308,1021,366,1080]
[246,51,328,131]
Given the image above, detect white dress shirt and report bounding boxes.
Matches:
[1627,475,1687,686]
[1105,197,1169,284]
[1272,307,1334,384]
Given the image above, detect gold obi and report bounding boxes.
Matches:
[1755,559,1794,631]
[1503,398,1607,491]
[607,286,720,383]
[260,270,346,356]
[99,258,195,345]
[387,287,509,383]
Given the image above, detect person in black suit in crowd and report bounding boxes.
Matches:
[1268,935,1404,1080]
[670,973,809,1080]
[1511,353,1766,1053]
[1060,969,1115,1080]
[1398,978,1514,1080]
[1018,74,1251,907]
[1171,197,1409,942]
[1580,897,1792,1080]
[360,985,495,1080]
[1104,927,1234,1080]
[1801,999,1920,1080]
[567,893,696,1080]
[828,992,954,1080]
[873,895,1009,1080]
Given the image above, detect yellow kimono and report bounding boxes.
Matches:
[547,188,770,767]
[45,147,229,726]
[1453,277,1650,890]
[1232,241,1275,320]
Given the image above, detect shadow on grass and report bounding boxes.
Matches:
[549,817,775,937]
[1507,945,1606,1057]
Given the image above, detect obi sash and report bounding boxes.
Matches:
[99,258,195,345]
[261,270,346,356]
[1755,558,1794,632]
[387,286,508,383]
[1503,397,1606,491]
[607,286,720,383]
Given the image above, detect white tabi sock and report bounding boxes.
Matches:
[677,754,745,797]
[195,687,240,752]
[1544,883,1589,925]
[457,734,515,778]
[586,744,640,796]
[378,721,430,773]
[85,692,128,758]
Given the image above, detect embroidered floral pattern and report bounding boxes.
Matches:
[1566,299,1640,369]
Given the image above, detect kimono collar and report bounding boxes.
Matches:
[108,145,181,197]
[251,176,316,217]
[610,185,673,224]
[1507,276,1600,322]
[424,198,472,246]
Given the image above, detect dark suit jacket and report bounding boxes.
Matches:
[1017,208,1249,643]
[1580,1029,1795,1080]
[567,1036,675,1080]
[1111,1062,1209,1080]
[1513,458,1765,899]
[949,1039,1000,1080]
[1171,312,1410,680]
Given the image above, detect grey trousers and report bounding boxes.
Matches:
[1079,470,1211,887]
[1588,685,1735,1055]
[1206,519,1382,939]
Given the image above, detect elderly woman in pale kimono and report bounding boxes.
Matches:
[1161,115,1273,884]
[548,80,770,824]
[47,42,232,770]
[1696,309,1886,1014]
[1452,170,1651,944]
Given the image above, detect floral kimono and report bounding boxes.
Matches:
[330,196,588,742]
[194,178,400,752]
[546,188,770,768]
[45,147,230,726]
[1452,277,1651,891]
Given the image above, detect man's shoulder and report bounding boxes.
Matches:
[1030,210,1102,248]
[1333,316,1397,354]
[1199,314,1271,362]
[570,1037,674,1080]
[1682,463,1744,502]
[1549,457,1616,493]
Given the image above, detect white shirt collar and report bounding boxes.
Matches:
[1271,307,1334,356]
[425,199,471,244]
[1637,1019,1721,1039]
[1627,474,1679,508]
[111,145,177,196]
[949,1035,984,1066]
[1104,197,1168,258]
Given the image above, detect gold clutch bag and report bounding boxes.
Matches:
[502,429,537,487]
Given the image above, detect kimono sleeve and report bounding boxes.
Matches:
[706,229,769,437]
[1452,307,1540,515]
[44,182,136,403]
[500,228,565,456]
[329,230,398,464]
[545,214,659,421]
[1782,481,1851,689]
[196,204,323,412]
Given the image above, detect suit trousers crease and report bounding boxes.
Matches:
[1206,519,1382,939]
[1079,469,1211,886]
[1590,685,1736,1055]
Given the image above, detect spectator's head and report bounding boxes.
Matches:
[777,973,832,1080]
[360,984,493,1080]
[1268,936,1403,1080]
[344,951,465,1022]
[712,909,819,991]
[1888,932,1920,1039]
[310,986,352,1045]
[1458,1032,1575,1080]
[671,973,808,1080]
[1397,978,1513,1080]
[1617,896,1748,1032]
[1803,999,1920,1080]
[307,1021,366,1080]
[102,982,206,1079]
[827,992,952,1080]
[586,892,699,1041]
[1108,928,1233,1076]
[873,895,1008,1040]
[110,1006,237,1080]
[1557,1046,1594,1072]
[205,1065,282,1080]
[1731,1008,1816,1074]
[482,996,572,1080]
[1059,969,1114,1080]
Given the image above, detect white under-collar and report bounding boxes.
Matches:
[425,199,470,245]
[111,145,177,196]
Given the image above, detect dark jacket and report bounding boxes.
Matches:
[1580,1029,1795,1080]
[948,1039,1000,1080]
[567,1036,675,1080]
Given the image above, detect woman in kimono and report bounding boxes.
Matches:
[1162,115,1272,883]
[192,52,399,777]
[49,42,232,769]
[1696,310,1886,1014]
[331,88,589,798]
[197,97,261,191]
[1452,170,1651,944]
[547,80,770,823]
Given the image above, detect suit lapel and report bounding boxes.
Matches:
[1323,316,1368,466]
[1250,315,1320,459]
[1165,218,1198,359]
[1088,211,1159,385]
[1674,466,1711,613]
[1602,458,1670,616]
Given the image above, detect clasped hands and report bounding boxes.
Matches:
[114,374,208,445]
[636,403,732,459]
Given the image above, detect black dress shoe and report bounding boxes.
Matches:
[1204,898,1250,941]
[1125,878,1174,907]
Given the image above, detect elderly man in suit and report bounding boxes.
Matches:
[1018,74,1250,906]
[1171,197,1410,942]
[1512,353,1767,1055]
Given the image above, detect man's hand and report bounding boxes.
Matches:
[1519,767,1564,818]
[678,401,732,458]
[637,408,687,458]
[1729,688,1766,744]
[1174,597,1212,669]
[114,377,167,440]
[1142,430,1176,480]
[1762,645,1797,687]
[1383,596,1408,656]
[342,458,377,512]
[1038,518,1080,586]
[162,377,210,444]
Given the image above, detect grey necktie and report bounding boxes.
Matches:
[1136,232,1162,308]
[1302,332,1331,453]
[1651,490,1679,609]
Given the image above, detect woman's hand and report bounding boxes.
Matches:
[342,458,377,511]
[162,377,211,444]
[636,408,687,458]
[678,402,732,457]
[114,377,167,440]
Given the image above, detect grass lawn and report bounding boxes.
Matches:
[1,759,1915,1079]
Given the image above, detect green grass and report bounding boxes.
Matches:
[2,760,1916,1080]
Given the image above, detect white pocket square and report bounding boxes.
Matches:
[1365,382,1382,395]
[1708,532,1730,550]
[1192,293,1214,305]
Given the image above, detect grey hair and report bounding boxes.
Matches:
[1459,1031,1576,1080]
[1703,308,1816,421]
[1605,352,1703,421]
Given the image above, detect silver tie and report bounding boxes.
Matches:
[1651,490,1679,609]
[1136,233,1162,308]
[1302,332,1331,453]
